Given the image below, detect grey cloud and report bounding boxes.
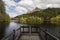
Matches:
[41,0,60,4]
[17,4,35,11]
[33,0,60,9]
[3,0,60,17]
[47,4,60,8]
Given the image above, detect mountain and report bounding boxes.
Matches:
[14,7,60,21]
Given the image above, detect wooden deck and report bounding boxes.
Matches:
[2,26,59,40]
[19,33,41,40]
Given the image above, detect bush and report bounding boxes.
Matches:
[20,16,44,26]
[50,15,60,25]
[20,17,27,24]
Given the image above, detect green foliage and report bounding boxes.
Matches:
[0,0,6,14]
[0,14,10,21]
[26,16,43,26]
[20,17,27,24]
[4,14,10,21]
[0,0,10,22]
[14,8,60,25]
[19,16,43,26]
[50,15,60,25]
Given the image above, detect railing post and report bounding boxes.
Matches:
[45,30,47,40]
[39,27,41,33]
[13,30,15,40]
[20,27,21,35]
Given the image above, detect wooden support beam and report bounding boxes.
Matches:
[13,30,15,40]
[23,27,24,33]
[20,28,21,34]
[29,26,31,35]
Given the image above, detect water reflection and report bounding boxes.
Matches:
[0,21,21,40]
[4,22,21,35]
[0,22,10,39]
[0,22,60,40]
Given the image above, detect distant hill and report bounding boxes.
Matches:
[14,7,60,19]
[13,7,60,24]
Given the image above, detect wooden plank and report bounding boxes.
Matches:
[19,33,41,40]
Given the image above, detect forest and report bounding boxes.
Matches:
[0,0,10,22]
[14,8,60,25]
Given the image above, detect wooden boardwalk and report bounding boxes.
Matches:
[19,33,41,40]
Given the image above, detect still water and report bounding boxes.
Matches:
[0,21,60,40]
[0,21,21,40]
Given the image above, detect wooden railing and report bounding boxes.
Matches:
[1,27,22,40]
[39,27,59,40]
[1,26,60,40]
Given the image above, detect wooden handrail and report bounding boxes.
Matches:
[1,27,21,40]
[1,32,14,40]
[46,32,59,40]
[1,26,59,40]
[39,27,59,40]
[15,27,21,31]
[13,30,15,40]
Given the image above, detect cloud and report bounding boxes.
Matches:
[41,0,60,4]
[9,13,17,18]
[47,4,60,8]
[7,11,23,18]
[33,0,60,9]
[3,0,16,6]
[3,0,36,18]
[18,0,34,5]
[3,0,60,18]
[15,6,28,13]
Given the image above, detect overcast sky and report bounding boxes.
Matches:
[3,0,60,18]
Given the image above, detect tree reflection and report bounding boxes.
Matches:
[0,21,10,39]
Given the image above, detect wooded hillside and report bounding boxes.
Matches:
[14,8,60,25]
